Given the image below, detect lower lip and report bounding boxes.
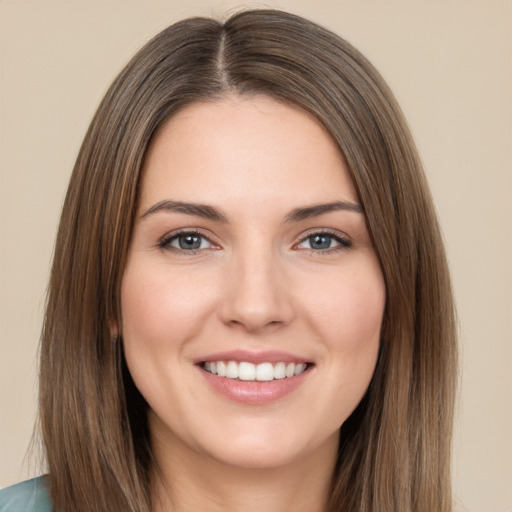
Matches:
[198,366,311,405]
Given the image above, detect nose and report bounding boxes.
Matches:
[219,245,294,333]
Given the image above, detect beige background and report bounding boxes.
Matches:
[1,1,511,511]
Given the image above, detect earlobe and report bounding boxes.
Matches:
[109,319,120,340]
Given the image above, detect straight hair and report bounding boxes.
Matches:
[39,9,457,511]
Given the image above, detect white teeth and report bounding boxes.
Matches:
[226,361,239,379]
[203,360,308,381]
[256,363,274,381]
[216,361,226,377]
[294,363,307,375]
[274,362,286,379]
[238,362,256,381]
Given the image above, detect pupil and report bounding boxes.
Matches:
[179,234,201,250]
[311,235,331,249]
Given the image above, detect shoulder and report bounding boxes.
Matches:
[0,477,53,512]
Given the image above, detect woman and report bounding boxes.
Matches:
[0,8,457,512]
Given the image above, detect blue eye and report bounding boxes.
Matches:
[160,232,213,252]
[296,232,351,252]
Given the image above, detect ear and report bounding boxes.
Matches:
[109,318,120,339]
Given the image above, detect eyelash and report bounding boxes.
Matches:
[158,230,215,255]
[294,229,352,254]
[158,229,352,255]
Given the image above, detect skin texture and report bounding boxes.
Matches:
[121,96,386,511]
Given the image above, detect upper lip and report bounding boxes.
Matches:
[194,350,312,365]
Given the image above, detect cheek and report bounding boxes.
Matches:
[121,261,215,347]
[120,261,219,415]
[298,261,385,402]
[302,263,385,349]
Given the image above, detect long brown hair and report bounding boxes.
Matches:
[39,9,457,511]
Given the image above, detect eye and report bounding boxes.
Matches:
[159,231,216,253]
[295,231,351,252]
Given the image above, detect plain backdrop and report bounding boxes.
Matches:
[1,1,511,511]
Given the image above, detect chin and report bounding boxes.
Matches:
[188,419,340,471]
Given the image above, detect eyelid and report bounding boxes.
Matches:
[157,227,352,255]
[158,228,219,254]
[293,228,352,252]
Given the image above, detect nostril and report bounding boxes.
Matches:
[218,267,294,331]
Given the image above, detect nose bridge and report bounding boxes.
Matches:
[220,236,293,331]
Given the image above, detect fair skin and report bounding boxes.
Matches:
[121,95,385,512]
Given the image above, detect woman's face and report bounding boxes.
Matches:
[121,96,385,470]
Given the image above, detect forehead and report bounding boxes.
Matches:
[140,95,358,211]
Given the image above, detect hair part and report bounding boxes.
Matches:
[39,9,457,511]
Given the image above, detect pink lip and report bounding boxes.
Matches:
[194,350,314,405]
[194,350,311,365]
[198,365,311,405]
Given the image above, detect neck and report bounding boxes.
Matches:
[150,429,338,512]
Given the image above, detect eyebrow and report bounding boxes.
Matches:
[283,201,363,222]
[140,200,229,222]
[140,199,363,223]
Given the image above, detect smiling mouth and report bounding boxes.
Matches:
[201,361,311,382]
